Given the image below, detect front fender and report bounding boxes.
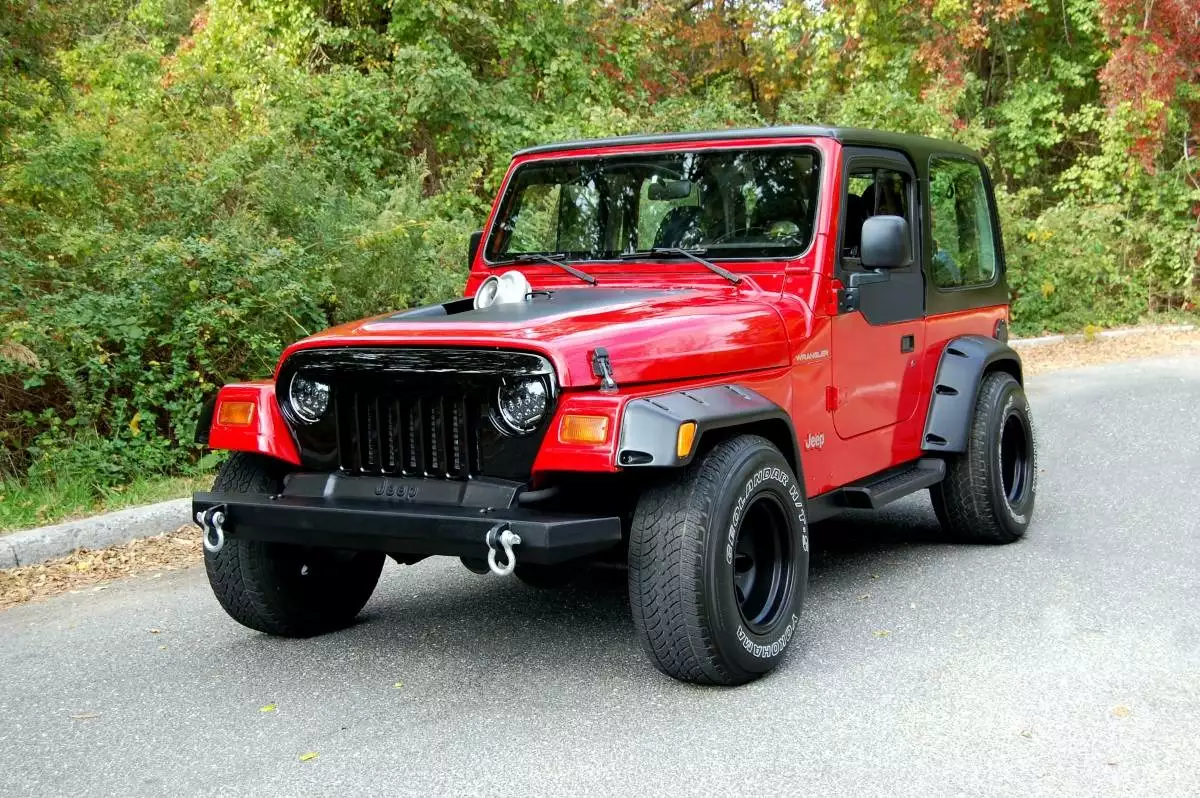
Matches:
[616,385,800,470]
[922,335,1023,453]
[201,382,301,466]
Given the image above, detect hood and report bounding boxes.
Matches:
[280,287,790,389]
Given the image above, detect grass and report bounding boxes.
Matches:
[0,473,211,534]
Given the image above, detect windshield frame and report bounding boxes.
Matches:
[482,144,824,266]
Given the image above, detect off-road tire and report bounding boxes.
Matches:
[203,453,385,637]
[629,435,809,685]
[931,371,1037,544]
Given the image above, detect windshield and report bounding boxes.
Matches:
[485,148,820,262]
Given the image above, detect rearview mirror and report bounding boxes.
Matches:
[860,215,911,269]
[648,179,693,201]
[467,230,483,269]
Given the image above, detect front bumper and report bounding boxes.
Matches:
[191,490,623,564]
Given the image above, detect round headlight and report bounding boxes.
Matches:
[289,375,331,423]
[495,377,548,434]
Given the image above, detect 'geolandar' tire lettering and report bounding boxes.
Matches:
[628,435,809,685]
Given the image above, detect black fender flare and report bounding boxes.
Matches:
[616,385,802,474]
[922,335,1023,453]
[194,394,217,445]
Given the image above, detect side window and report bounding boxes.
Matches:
[928,158,998,288]
[841,167,911,261]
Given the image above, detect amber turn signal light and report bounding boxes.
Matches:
[216,400,255,427]
[558,414,610,445]
[676,421,697,459]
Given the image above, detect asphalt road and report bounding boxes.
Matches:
[3,355,1200,797]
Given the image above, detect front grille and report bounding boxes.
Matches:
[279,347,556,481]
[335,388,482,478]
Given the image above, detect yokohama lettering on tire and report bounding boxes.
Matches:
[629,434,810,685]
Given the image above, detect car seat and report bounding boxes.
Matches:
[653,206,705,249]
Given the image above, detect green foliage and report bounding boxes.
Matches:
[0,0,1197,492]
[0,472,210,532]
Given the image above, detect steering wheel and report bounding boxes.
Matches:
[711,225,768,244]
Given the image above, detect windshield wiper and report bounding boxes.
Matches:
[620,247,742,285]
[494,253,597,285]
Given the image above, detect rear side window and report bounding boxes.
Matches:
[928,158,998,288]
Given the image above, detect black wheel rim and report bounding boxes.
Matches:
[999,412,1031,504]
[731,494,792,633]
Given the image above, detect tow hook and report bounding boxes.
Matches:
[484,522,522,577]
[196,504,227,554]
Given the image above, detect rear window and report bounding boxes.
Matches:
[929,157,999,288]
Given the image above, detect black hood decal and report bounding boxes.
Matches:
[379,288,691,325]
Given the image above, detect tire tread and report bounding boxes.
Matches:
[629,435,785,685]
[931,371,1031,544]
[204,453,383,637]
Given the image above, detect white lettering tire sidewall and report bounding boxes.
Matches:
[708,449,809,677]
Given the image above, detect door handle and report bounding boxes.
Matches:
[900,334,915,353]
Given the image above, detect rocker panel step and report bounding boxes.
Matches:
[808,458,946,522]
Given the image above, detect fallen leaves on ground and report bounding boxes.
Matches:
[1019,329,1200,375]
[0,526,201,611]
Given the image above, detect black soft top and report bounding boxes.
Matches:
[514,126,980,163]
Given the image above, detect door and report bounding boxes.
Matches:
[831,148,926,440]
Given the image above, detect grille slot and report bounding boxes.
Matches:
[336,389,477,478]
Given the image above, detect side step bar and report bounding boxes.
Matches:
[808,458,946,523]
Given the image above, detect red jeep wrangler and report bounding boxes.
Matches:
[194,127,1036,685]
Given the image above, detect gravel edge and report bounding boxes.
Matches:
[1010,323,1196,348]
[0,498,192,569]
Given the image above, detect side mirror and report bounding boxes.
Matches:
[467,230,483,270]
[860,215,911,269]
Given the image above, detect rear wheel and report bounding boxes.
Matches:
[203,453,385,637]
[931,371,1037,543]
[629,435,809,685]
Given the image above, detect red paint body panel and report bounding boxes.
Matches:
[830,312,926,439]
[204,131,1011,501]
[208,383,300,466]
[531,367,796,480]
[812,304,1009,494]
[281,288,792,389]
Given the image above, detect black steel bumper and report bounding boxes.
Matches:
[191,491,623,564]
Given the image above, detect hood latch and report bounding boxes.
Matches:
[591,347,618,393]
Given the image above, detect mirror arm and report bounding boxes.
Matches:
[467,230,484,271]
[838,268,891,314]
[848,268,889,289]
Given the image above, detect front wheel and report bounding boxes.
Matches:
[931,371,1037,543]
[203,453,385,637]
[628,435,809,685]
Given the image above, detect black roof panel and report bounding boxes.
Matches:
[513,126,979,162]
